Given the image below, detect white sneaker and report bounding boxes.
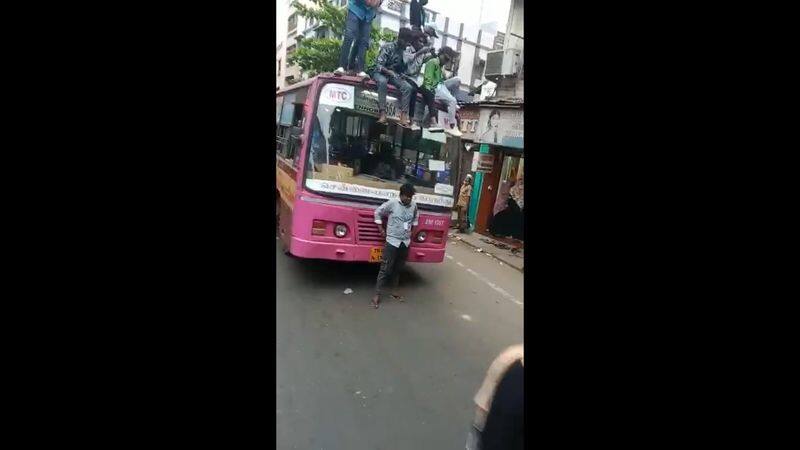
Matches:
[334,67,345,75]
[410,123,421,131]
[445,127,463,137]
[357,71,369,78]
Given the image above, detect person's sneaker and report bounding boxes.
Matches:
[445,127,463,137]
[333,67,345,75]
[357,71,369,78]
[410,123,421,130]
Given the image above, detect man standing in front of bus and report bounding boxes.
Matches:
[334,0,382,78]
[372,183,419,309]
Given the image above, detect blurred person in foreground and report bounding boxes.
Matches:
[466,345,524,450]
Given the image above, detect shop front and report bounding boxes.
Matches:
[458,104,524,242]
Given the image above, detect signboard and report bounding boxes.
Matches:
[475,108,523,149]
[306,179,454,208]
[354,89,399,120]
[319,83,354,109]
[385,0,404,12]
[458,108,481,140]
[471,152,494,173]
[435,183,454,195]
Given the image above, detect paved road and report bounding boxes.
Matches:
[276,237,524,450]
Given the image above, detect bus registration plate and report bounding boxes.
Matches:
[369,247,383,263]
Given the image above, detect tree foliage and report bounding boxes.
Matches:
[287,0,397,77]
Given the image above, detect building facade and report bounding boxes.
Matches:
[455,0,524,242]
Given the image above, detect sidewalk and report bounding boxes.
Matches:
[448,229,525,273]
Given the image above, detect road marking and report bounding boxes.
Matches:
[464,267,523,308]
[456,261,465,267]
[445,254,453,260]
[461,314,473,321]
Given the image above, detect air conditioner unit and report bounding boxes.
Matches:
[484,48,521,80]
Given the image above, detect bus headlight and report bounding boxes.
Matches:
[334,224,348,238]
[416,231,427,242]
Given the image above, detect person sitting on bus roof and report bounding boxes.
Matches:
[334,0,382,78]
[370,28,414,127]
[403,28,438,130]
[421,46,463,137]
[422,25,439,45]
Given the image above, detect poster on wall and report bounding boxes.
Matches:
[458,108,481,140]
[475,108,524,149]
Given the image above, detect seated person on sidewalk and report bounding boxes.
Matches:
[420,46,463,136]
[403,29,438,129]
[370,28,414,126]
[372,183,419,309]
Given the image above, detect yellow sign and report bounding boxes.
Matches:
[369,247,383,263]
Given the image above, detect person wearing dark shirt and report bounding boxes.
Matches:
[370,28,414,126]
[410,0,428,30]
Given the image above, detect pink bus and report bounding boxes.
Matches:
[276,73,455,264]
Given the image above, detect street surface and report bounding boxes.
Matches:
[276,237,524,450]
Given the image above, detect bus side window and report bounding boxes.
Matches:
[293,136,302,169]
[285,125,303,163]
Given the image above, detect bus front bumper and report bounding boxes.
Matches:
[289,237,445,263]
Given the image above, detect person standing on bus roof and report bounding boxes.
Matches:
[334,0,382,78]
[371,28,414,126]
[410,0,428,31]
[372,183,419,309]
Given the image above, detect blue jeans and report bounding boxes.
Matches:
[338,10,372,72]
[371,72,413,114]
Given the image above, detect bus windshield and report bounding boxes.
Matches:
[305,82,454,209]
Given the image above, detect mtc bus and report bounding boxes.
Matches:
[276,73,455,264]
